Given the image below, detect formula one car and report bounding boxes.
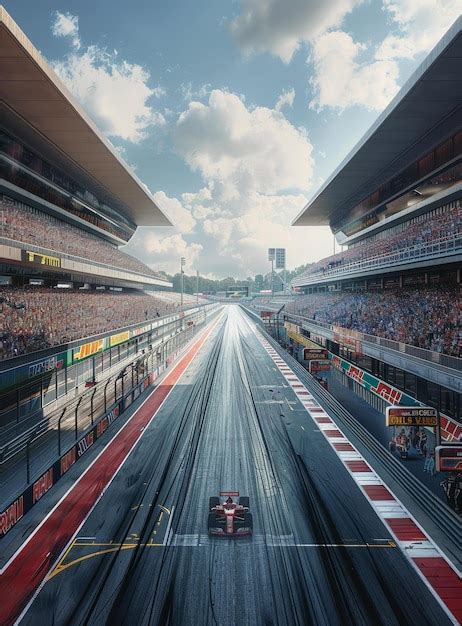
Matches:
[208,491,253,537]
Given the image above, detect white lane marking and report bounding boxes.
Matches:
[163,505,175,547]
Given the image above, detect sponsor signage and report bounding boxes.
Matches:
[331,354,411,406]
[303,348,328,361]
[109,331,130,347]
[385,406,438,427]
[28,354,64,378]
[286,329,317,348]
[22,249,61,268]
[260,311,273,319]
[309,360,331,373]
[0,496,24,537]
[73,339,104,362]
[32,469,54,504]
[435,446,462,472]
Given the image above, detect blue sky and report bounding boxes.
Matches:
[4,0,461,277]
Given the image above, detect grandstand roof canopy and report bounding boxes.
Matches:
[293,17,462,227]
[0,6,172,227]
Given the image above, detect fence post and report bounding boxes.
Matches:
[104,377,112,412]
[58,407,67,456]
[75,396,83,442]
[26,435,31,484]
[90,387,98,425]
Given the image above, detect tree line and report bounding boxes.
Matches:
[157,263,313,295]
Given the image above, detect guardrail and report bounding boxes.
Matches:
[284,311,462,373]
[293,234,462,286]
[0,324,198,468]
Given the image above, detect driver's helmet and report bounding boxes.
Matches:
[225,496,233,507]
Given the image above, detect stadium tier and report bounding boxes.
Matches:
[0,287,186,360]
[1,197,164,280]
[294,199,461,285]
[0,8,172,292]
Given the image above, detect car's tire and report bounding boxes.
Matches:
[389,442,396,452]
[208,512,216,530]
[209,497,220,510]
[239,496,249,508]
[244,512,253,530]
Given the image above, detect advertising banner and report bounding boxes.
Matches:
[73,338,105,362]
[308,360,331,373]
[22,249,61,268]
[385,406,438,427]
[303,347,328,360]
[330,353,462,442]
[109,331,130,347]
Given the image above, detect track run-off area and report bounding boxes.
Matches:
[0,306,457,625]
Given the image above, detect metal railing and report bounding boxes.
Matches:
[293,234,462,285]
[0,323,199,493]
[284,312,462,372]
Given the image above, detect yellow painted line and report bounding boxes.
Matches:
[47,543,164,579]
[49,538,76,576]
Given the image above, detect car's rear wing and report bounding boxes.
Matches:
[219,491,239,497]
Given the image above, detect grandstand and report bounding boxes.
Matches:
[283,18,461,427]
[0,7,181,364]
[0,7,171,293]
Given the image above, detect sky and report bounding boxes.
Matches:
[4,0,461,278]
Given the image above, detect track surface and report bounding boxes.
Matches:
[18,307,450,625]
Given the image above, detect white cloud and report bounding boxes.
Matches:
[275,88,295,111]
[309,31,400,111]
[230,0,362,62]
[153,191,196,234]
[173,89,314,193]
[379,0,461,60]
[51,11,81,49]
[125,89,332,277]
[142,233,203,274]
[51,16,165,143]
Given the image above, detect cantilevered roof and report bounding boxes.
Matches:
[293,16,462,227]
[0,6,171,227]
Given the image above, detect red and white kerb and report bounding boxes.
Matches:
[257,332,462,626]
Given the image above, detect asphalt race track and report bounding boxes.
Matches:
[15,307,451,625]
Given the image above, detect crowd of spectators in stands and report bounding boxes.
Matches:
[299,202,461,278]
[281,286,461,357]
[0,287,189,360]
[1,198,162,279]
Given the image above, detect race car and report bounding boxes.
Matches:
[207,491,253,537]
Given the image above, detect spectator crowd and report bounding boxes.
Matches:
[282,286,461,357]
[1,198,162,279]
[298,202,461,279]
[0,287,188,360]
